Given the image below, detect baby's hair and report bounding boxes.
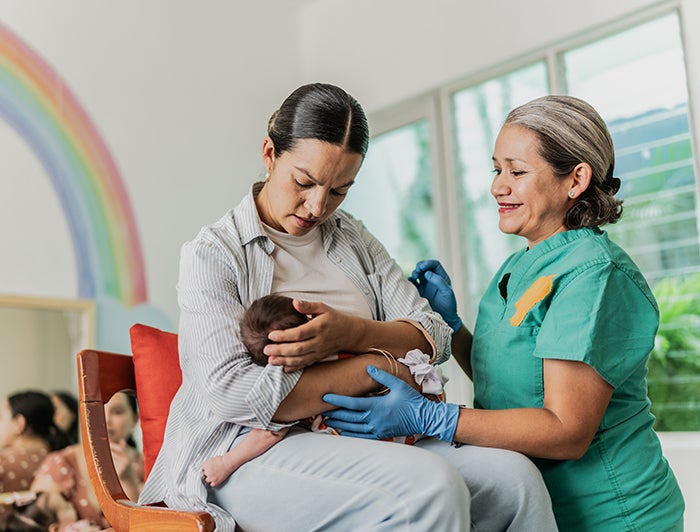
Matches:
[240,295,308,366]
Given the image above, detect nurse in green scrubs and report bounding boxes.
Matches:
[323,95,685,531]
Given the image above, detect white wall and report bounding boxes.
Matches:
[299,0,700,527]
[0,0,305,327]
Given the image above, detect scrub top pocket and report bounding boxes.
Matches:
[472,321,544,410]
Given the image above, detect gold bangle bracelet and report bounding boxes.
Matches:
[367,347,398,395]
[368,347,398,376]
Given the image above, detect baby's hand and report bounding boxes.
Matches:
[265,300,358,369]
[201,456,230,488]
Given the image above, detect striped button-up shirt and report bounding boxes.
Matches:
[138,183,452,530]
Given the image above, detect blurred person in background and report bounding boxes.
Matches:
[50,392,79,446]
[31,392,143,529]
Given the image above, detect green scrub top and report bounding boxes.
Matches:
[471,228,684,531]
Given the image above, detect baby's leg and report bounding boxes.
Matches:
[201,427,289,487]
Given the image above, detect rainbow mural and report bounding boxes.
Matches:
[0,21,146,306]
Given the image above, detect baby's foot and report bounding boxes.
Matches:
[201,455,232,487]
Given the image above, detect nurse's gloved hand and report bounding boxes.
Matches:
[323,366,460,442]
[409,260,462,332]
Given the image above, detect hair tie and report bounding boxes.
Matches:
[609,176,621,195]
[603,165,621,195]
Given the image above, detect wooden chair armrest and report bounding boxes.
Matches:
[77,349,215,532]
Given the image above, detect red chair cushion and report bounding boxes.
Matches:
[130,324,182,480]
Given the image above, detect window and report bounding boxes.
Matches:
[356,8,699,430]
[343,119,438,274]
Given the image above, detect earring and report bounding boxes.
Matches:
[265,171,270,181]
[568,190,576,198]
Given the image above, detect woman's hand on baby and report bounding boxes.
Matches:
[264,299,357,372]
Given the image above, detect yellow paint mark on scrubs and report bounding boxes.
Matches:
[510,275,555,326]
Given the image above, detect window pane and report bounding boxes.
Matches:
[343,119,438,274]
[451,62,549,318]
[562,12,700,430]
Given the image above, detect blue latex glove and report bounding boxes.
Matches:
[409,260,462,332]
[323,366,460,442]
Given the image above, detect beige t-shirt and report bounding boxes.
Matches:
[263,223,373,320]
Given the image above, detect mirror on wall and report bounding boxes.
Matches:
[0,294,95,396]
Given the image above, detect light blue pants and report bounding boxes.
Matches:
[207,427,556,531]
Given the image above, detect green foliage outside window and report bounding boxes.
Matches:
[648,272,700,430]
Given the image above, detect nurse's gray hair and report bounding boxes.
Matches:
[504,95,623,228]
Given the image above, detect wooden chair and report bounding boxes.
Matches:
[77,348,216,531]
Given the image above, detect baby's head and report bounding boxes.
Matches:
[240,295,308,366]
